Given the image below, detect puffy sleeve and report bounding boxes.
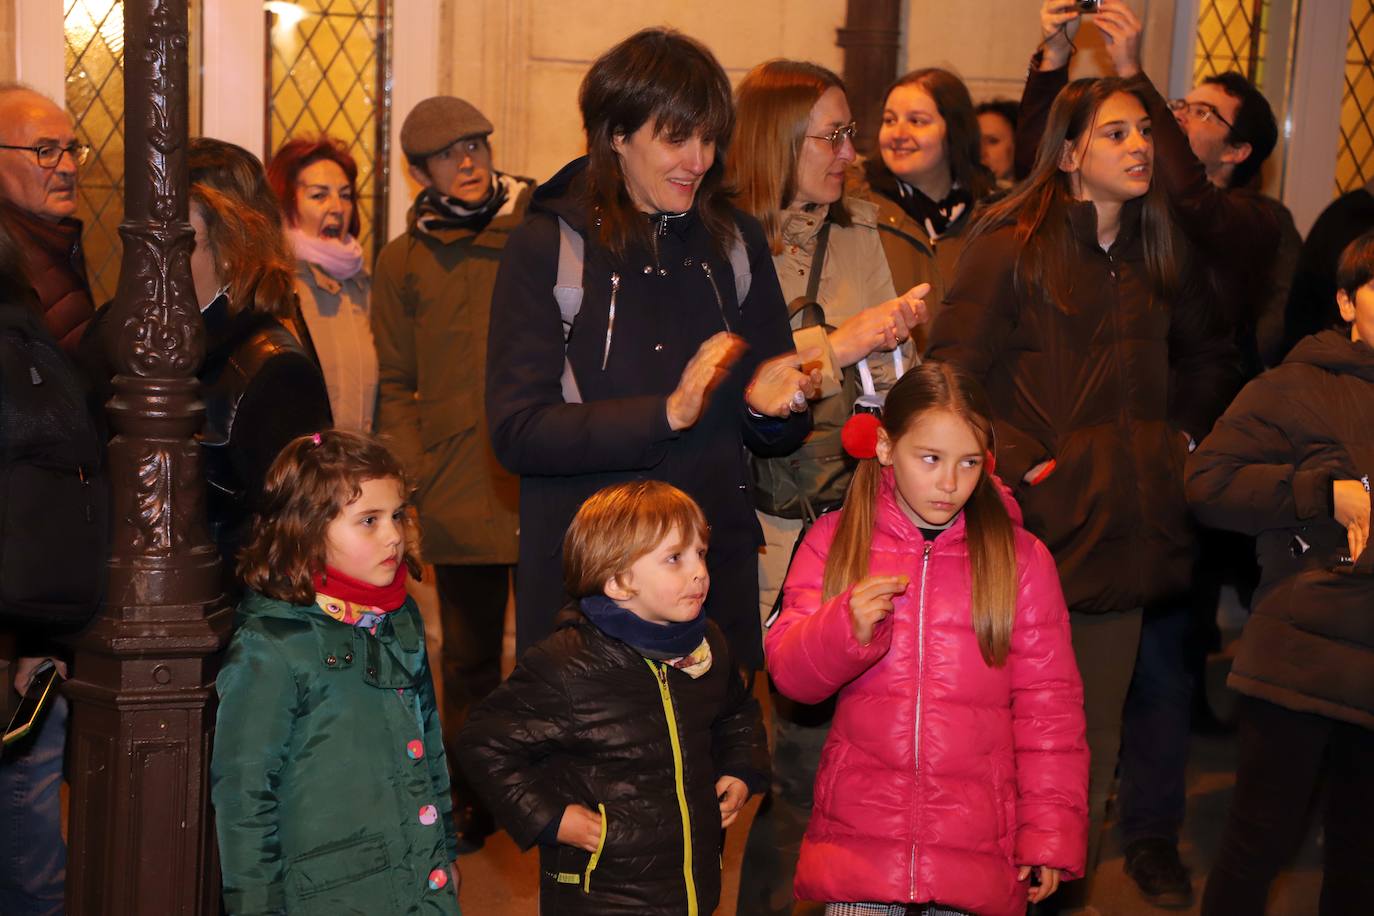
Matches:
[1008,535,1089,878]
[1186,370,1340,533]
[765,516,892,704]
[455,640,578,850]
[212,625,298,916]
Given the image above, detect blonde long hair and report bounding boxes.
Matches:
[730,59,851,254]
[822,361,1018,666]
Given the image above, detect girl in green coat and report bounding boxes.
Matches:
[211,430,461,915]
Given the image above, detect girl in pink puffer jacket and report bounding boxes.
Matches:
[766,361,1088,916]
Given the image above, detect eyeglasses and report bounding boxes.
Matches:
[1166,99,1233,132]
[0,142,91,168]
[431,137,487,162]
[805,122,857,152]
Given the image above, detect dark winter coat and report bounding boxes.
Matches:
[927,201,1236,613]
[845,160,977,351]
[199,296,332,571]
[485,157,810,667]
[372,180,532,566]
[0,200,94,355]
[1282,188,1374,356]
[212,592,460,915]
[1186,330,1374,730]
[456,607,769,915]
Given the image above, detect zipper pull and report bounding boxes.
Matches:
[657,662,668,686]
[658,214,668,237]
[923,542,933,559]
[30,365,42,385]
[601,272,620,371]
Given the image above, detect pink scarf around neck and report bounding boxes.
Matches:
[288,226,364,281]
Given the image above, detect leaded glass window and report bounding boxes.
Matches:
[1194,0,1271,85]
[266,0,392,262]
[64,0,126,307]
[1338,1,1374,193]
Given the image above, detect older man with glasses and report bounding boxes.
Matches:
[0,82,94,916]
[0,83,95,357]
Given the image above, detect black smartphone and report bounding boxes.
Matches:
[3,661,64,746]
[1077,0,1101,11]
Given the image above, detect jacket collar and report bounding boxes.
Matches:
[1066,197,1144,254]
[778,201,829,247]
[310,600,425,689]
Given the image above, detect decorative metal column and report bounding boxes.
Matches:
[64,1,232,913]
[838,0,904,157]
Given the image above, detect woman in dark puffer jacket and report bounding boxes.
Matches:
[1187,231,1374,916]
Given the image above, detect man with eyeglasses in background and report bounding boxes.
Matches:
[371,96,534,854]
[0,82,93,916]
[1015,4,1301,913]
[0,83,94,357]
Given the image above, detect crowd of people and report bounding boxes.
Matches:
[2,1,1372,914]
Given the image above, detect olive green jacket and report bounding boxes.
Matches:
[845,164,973,352]
[371,181,533,566]
[212,591,460,915]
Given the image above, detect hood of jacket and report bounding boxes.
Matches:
[236,589,425,689]
[529,156,594,231]
[1285,329,1374,382]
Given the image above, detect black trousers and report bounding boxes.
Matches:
[1201,695,1374,915]
[435,563,511,805]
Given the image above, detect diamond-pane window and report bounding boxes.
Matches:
[1337,1,1374,194]
[267,0,392,264]
[64,0,127,308]
[1194,0,1270,85]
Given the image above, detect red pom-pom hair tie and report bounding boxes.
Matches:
[842,412,883,460]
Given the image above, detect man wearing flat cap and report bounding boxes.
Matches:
[372,96,533,852]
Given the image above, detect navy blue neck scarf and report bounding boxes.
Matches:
[579,594,707,660]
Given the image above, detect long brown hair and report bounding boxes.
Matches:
[189,183,298,320]
[238,430,421,606]
[187,138,297,319]
[970,77,1182,310]
[730,59,851,254]
[579,28,736,260]
[822,361,1018,667]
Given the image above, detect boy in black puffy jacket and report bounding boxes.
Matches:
[456,480,768,915]
[1186,230,1374,913]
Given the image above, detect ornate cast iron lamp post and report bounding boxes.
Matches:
[64,2,231,912]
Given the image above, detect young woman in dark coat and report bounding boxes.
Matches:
[926,76,1235,887]
[485,29,816,670]
[1187,231,1374,915]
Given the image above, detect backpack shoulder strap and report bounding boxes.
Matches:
[554,216,586,404]
[728,228,751,305]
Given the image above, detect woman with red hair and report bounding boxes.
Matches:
[268,136,378,432]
